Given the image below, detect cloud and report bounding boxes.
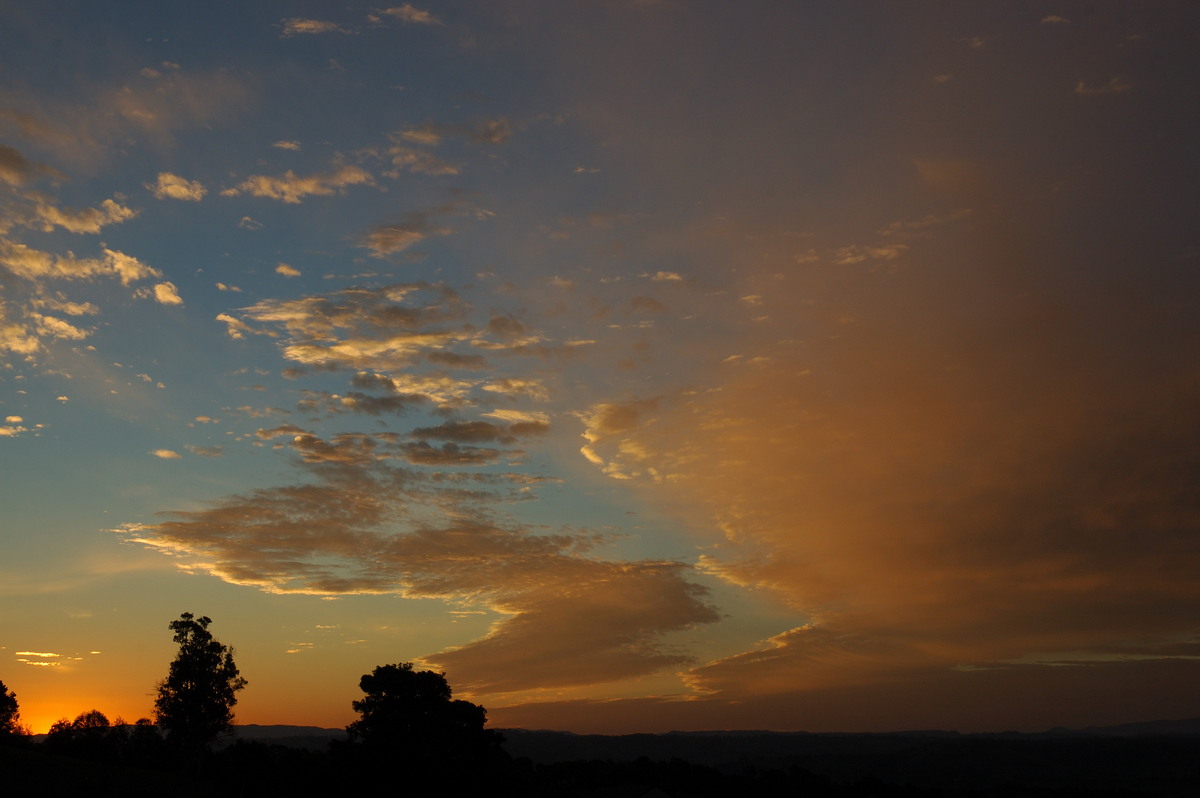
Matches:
[151,281,183,305]
[273,140,302,151]
[0,241,159,287]
[148,172,206,201]
[216,313,269,340]
[426,350,488,369]
[119,466,716,693]
[281,18,351,37]
[360,211,453,256]
[222,165,374,203]
[831,243,908,265]
[577,399,661,476]
[630,296,668,314]
[152,449,182,459]
[1041,15,1070,24]
[103,249,161,285]
[392,118,511,148]
[395,127,443,147]
[0,144,41,186]
[431,560,718,693]
[31,312,89,341]
[462,118,511,144]
[481,377,549,401]
[275,263,301,278]
[384,145,460,176]
[400,441,505,466]
[120,271,717,694]
[16,651,65,667]
[335,391,428,415]
[22,198,137,234]
[1075,77,1133,95]
[569,206,1200,710]
[3,68,249,171]
[256,424,309,440]
[411,419,521,444]
[32,297,98,316]
[226,283,490,374]
[378,4,443,26]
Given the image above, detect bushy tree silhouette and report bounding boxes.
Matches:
[45,710,117,759]
[154,612,247,750]
[0,679,22,739]
[346,662,503,772]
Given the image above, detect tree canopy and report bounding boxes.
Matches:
[154,612,247,750]
[0,679,21,738]
[347,662,501,766]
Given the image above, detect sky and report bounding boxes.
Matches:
[2,1,1199,736]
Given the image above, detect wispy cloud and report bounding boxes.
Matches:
[222,165,374,203]
[360,211,454,256]
[377,4,443,26]
[0,144,49,186]
[281,18,351,37]
[1075,77,1133,95]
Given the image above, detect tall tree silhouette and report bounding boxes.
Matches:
[154,612,247,750]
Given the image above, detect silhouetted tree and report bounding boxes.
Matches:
[0,679,24,740]
[153,612,247,750]
[346,662,505,779]
[45,710,118,759]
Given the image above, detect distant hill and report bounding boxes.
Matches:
[495,723,1200,796]
[229,724,347,751]
[498,717,1200,763]
[1069,717,1200,736]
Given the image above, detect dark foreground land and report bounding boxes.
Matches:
[5,722,1200,797]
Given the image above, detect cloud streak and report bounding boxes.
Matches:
[222,165,374,204]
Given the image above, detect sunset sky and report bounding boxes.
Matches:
[2,1,1199,736]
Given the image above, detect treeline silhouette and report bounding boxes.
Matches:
[0,612,932,796]
[4,614,1199,796]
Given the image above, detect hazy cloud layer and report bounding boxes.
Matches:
[579,199,1200,704]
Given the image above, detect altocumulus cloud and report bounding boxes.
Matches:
[122,282,718,694]
[0,142,164,360]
